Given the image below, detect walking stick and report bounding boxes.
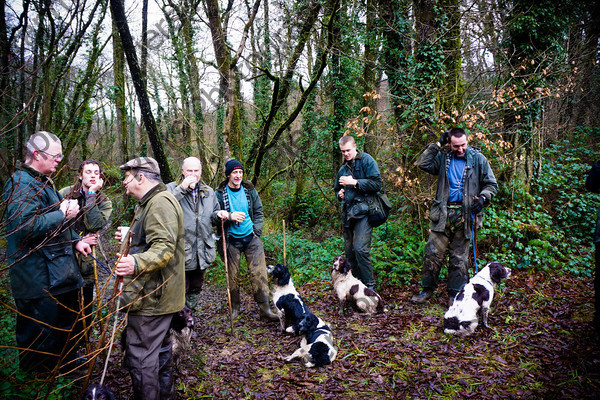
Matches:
[283,220,286,265]
[100,231,133,385]
[221,219,235,335]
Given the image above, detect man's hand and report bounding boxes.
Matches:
[115,254,136,276]
[217,210,229,220]
[338,175,357,187]
[81,233,98,246]
[338,188,345,200]
[229,211,246,223]
[88,178,104,193]
[439,130,449,147]
[181,175,198,190]
[75,240,92,256]
[471,196,486,214]
[60,199,80,220]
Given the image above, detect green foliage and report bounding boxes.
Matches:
[479,130,599,275]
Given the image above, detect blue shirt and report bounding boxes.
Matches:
[226,185,254,238]
[448,156,466,203]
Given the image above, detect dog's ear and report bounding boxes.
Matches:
[342,258,352,274]
[489,262,508,283]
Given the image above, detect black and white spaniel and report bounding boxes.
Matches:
[443,262,512,336]
[171,304,194,368]
[331,255,384,315]
[267,263,310,334]
[284,312,337,368]
[81,384,115,400]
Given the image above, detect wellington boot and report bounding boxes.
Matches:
[230,289,240,320]
[257,302,279,322]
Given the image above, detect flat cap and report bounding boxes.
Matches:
[119,157,161,175]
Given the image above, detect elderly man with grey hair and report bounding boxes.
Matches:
[167,157,224,306]
[3,131,91,372]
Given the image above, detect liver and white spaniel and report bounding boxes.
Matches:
[331,255,384,315]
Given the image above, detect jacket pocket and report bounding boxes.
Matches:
[204,237,217,265]
[429,199,443,223]
[42,245,81,292]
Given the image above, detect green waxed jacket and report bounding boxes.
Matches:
[121,183,186,316]
[166,179,220,271]
[417,143,498,237]
[59,184,113,284]
[3,162,84,299]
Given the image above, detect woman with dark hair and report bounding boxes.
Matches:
[60,160,113,335]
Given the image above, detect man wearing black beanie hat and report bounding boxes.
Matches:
[215,160,278,321]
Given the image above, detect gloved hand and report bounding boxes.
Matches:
[439,130,449,146]
[471,195,486,214]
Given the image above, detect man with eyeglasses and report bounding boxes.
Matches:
[3,131,91,372]
[334,135,382,291]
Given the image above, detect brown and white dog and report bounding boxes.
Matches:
[171,304,194,368]
[443,262,511,336]
[331,255,384,315]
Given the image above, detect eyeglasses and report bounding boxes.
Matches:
[39,150,64,160]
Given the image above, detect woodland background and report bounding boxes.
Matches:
[1,0,600,398]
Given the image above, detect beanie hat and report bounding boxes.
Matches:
[225,159,243,176]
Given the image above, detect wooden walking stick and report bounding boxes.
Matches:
[100,230,133,385]
[221,219,235,335]
[283,220,286,265]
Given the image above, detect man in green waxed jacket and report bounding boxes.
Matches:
[115,157,185,400]
[334,135,382,290]
[3,131,91,372]
[411,128,498,306]
[167,157,221,305]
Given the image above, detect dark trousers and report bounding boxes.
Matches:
[15,290,80,372]
[124,314,174,400]
[185,268,206,294]
[343,216,375,287]
[595,244,600,331]
[421,207,469,296]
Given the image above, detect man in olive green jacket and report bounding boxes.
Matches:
[412,128,498,306]
[115,157,185,400]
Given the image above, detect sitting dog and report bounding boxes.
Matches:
[81,384,115,400]
[331,255,384,315]
[267,263,310,334]
[285,312,337,368]
[443,262,512,336]
[171,304,194,368]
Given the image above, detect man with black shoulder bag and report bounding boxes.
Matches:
[334,135,382,290]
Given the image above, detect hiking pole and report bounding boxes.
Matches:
[221,219,235,336]
[283,220,286,265]
[100,231,133,385]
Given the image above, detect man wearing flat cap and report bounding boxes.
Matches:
[114,157,185,400]
[215,159,278,321]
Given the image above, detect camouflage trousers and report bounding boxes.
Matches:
[421,206,469,296]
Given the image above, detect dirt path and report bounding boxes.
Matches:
[97,270,600,399]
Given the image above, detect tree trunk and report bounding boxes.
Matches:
[110,0,173,182]
[438,0,464,113]
[113,0,129,162]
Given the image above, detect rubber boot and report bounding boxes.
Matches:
[254,290,278,322]
[230,289,240,320]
